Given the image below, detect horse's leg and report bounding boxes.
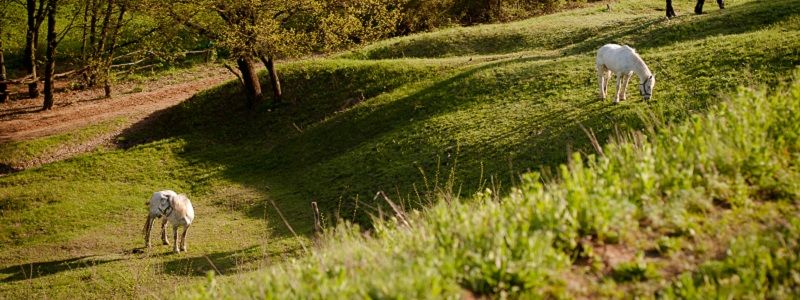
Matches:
[597,66,606,99]
[144,216,154,248]
[666,0,676,18]
[161,217,170,245]
[180,225,190,252]
[614,73,623,104]
[717,0,724,9]
[173,225,180,253]
[620,73,632,101]
[695,0,705,14]
[603,71,612,99]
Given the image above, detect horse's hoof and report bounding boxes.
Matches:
[162,241,170,245]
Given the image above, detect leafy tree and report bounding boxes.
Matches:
[164,0,401,109]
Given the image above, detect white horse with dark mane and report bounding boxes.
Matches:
[596,44,655,104]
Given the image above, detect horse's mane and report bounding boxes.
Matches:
[622,45,651,75]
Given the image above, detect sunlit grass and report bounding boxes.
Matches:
[1,0,799,297]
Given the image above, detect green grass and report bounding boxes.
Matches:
[183,74,800,299]
[1,0,799,297]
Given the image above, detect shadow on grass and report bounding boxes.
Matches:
[162,245,271,277]
[0,255,122,283]
[118,54,616,227]
[116,0,800,229]
[356,0,798,60]
[565,0,800,55]
[352,14,638,60]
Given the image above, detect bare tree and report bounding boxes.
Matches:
[78,0,129,97]
[42,0,57,110]
[0,35,7,104]
[0,0,9,103]
[24,0,49,98]
[41,0,79,110]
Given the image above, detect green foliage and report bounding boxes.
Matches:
[612,257,659,282]
[314,0,404,51]
[164,0,404,59]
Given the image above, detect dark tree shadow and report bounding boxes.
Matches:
[116,54,614,228]
[0,255,122,283]
[0,163,21,176]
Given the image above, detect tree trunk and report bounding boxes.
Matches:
[103,3,126,98]
[25,0,39,98]
[96,0,114,56]
[80,0,90,62]
[259,55,282,104]
[236,56,262,109]
[42,0,57,110]
[86,0,98,85]
[0,38,7,103]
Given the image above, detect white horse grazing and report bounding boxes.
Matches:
[144,190,195,253]
[595,44,655,104]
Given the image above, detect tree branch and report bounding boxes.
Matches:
[55,1,82,45]
[222,62,244,85]
[168,8,220,40]
[110,57,147,68]
[114,25,162,51]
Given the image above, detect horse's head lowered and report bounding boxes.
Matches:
[639,75,655,101]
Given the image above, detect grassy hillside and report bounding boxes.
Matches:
[1,0,799,298]
[188,80,800,298]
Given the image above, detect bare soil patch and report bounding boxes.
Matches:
[0,65,233,143]
[0,65,235,173]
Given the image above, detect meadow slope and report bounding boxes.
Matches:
[1,0,799,298]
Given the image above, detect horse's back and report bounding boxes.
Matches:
[596,44,636,71]
[597,44,629,59]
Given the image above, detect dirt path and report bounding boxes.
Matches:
[0,65,234,143]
